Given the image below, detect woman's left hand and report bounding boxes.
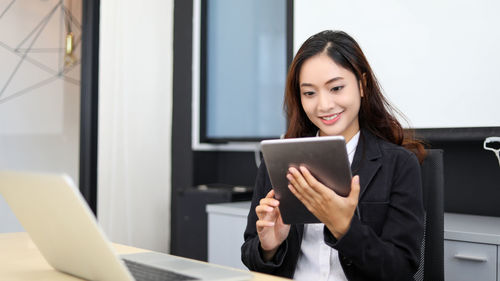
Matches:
[287,166,360,239]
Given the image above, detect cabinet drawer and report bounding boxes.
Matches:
[444,240,497,281]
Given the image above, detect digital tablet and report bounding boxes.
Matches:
[260,136,352,224]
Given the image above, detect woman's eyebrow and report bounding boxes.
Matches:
[324,77,344,85]
[300,77,344,88]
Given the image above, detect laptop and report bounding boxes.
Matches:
[0,170,252,281]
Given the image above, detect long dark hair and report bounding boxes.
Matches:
[284,30,426,162]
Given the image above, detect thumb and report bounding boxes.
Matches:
[349,175,361,201]
[266,189,275,198]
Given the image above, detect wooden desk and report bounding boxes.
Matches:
[0,232,288,281]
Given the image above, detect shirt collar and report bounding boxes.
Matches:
[346,131,360,165]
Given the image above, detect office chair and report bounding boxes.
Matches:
[414,149,444,281]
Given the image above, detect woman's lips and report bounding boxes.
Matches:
[320,111,342,125]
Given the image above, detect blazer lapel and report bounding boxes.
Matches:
[351,130,382,200]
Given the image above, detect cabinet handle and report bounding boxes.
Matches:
[453,254,488,262]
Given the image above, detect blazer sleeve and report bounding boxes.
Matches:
[240,161,289,274]
[324,152,425,281]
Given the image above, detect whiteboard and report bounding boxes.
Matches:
[294,0,500,128]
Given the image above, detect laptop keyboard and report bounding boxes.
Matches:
[123,259,200,281]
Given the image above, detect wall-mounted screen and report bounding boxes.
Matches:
[294,0,500,129]
[201,0,287,142]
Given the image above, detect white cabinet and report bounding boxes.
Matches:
[206,201,251,270]
[445,213,500,281]
[498,247,500,281]
[444,240,496,281]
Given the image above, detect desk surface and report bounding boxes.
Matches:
[0,232,288,281]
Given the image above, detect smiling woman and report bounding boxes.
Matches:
[242,30,426,281]
[299,53,362,142]
[283,31,426,162]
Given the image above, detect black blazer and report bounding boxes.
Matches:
[241,130,424,281]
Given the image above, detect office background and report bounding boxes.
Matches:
[1,0,499,262]
[0,0,174,254]
[0,0,83,231]
[173,0,500,258]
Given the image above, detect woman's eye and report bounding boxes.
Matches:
[331,86,344,92]
[303,91,315,96]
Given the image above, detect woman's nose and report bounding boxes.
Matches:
[317,91,335,112]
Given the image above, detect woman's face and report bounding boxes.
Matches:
[299,53,362,142]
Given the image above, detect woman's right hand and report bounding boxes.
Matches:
[255,189,291,261]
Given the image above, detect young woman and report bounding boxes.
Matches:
[241,30,426,281]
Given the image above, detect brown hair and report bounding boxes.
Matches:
[284,30,426,162]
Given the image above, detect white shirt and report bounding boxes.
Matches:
[293,131,360,281]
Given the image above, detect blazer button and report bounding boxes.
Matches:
[340,256,353,266]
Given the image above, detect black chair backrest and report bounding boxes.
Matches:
[419,149,444,281]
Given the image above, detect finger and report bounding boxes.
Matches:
[291,166,325,204]
[287,168,319,208]
[288,167,310,191]
[263,189,279,205]
[256,194,277,220]
[348,175,361,203]
[286,173,313,207]
[266,189,275,198]
[299,166,329,194]
[255,206,279,232]
[256,219,275,228]
[286,172,300,190]
[256,218,275,233]
[260,191,279,207]
[288,183,303,201]
[255,204,274,217]
[256,194,281,231]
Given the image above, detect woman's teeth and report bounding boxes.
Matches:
[322,113,339,121]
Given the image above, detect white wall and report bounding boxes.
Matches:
[0,0,81,232]
[98,0,173,253]
[294,0,500,128]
